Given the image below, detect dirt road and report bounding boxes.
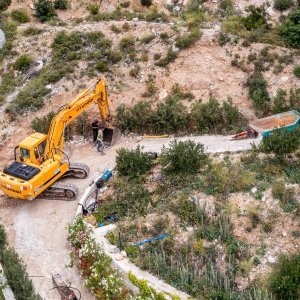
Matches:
[0,134,261,299]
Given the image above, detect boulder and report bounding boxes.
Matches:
[0,30,5,50]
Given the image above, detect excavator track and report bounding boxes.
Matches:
[64,162,90,179]
[37,183,79,201]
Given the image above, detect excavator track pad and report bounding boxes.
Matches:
[37,183,79,201]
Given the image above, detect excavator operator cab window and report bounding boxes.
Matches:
[20,148,30,159]
[34,148,39,160]
[38,140,46,157]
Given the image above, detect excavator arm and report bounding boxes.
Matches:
[45,78,110,159]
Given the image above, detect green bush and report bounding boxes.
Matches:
[0,224,7,250]
[272,181,297,212]
[14,54,33,72]
[76,111,89,138]
[140,0,152,6]
[0,248,41,300]
[34,0,56,22]
[280,9,300,48]
[11,9,30,23]
[247,71,271,115]
[116,146,153,178]
[23,27,43,36]
[155,47,177,67]
[10,78,51,112]
[293,65,300,77]
[161,140,209,175]
[175,28,202,49]
[31,111,55,134]
[54,0,68,9]
[272,88,289,114]
[268,253,300,299]
[242,5,270,31]
[119,35,135,52]
[274,0,294,11]
[0,0,11,11]
[87,3,99,15]
[259,127,300,160]
[96,61,108,72]
[192,98,247,134]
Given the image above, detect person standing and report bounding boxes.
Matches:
[92,119,99,144]
[96,127,105,155]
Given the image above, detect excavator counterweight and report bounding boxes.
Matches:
[0,78,113,201]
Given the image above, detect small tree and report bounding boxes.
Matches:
[11,9,30,23]
[116,146,153,178]
[14,54,33,72]
[34,0,56,22]
[0,0,11,11]
[161,140,209,175]
[259,127,300,160]
[272,88,289,114]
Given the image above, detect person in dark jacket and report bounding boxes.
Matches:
[92,119,99,144]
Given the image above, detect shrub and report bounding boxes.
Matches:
[75,111,89,138]
[155,47,177,67]
[153,96,188,134]
[161,140,209,175]
[31,111,55,134]
[280,9,300,48]
[116,146,153,178]
[293,65,300,77]
[272,88,289,114]
[119,35,135,52]
[192,98,247,134]
[10,78,51,112]
[142,75,158,97]
[0,0,10,11]
[274,0,294,11]
[242,5,270,31]
[54,0,68,9]
[34,0,56,22]
[11,9,30,23]
[140,0,152,7]
[268,253,300,299]
[0,247,41,300]
[129,65,140,78]
[111,24,121,33]
[259,127,300,160]
[87,3,99,15]
[175,28,202,49]
[0,224,7,250]
[96,61,108,72]
[247,71,271,115]
[23,27,43,36]
[272,181,297,212]
[14,54,33,72]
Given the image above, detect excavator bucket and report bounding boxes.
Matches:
[103,127,121,147]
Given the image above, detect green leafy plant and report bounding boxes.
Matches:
[31,111,55,134]
[14,54,33,72]
[11,9,30,23]
[54,0,68,9]
[34,0,56,22]
[87,3,99,15]
[0,0,11,11]
[280,9,300,48]
[116,146,153,178]
[161,140,209,175]
[242,5,270,31]
[76,111,89,138]
[259,127,300,161]
[119,35,135,52]
[175,28,202,49]
[293,65,300,78]
[268,253,300,299]
[272,88,289,114]
[247,71,271,115]
[274,0,294,11]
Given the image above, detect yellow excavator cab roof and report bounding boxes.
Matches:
[19,132,47,149]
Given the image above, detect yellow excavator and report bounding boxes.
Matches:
[0,78,114,201]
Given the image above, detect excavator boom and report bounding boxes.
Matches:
[0,78,112,201]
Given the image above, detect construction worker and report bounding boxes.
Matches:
[92,119,99,144]
[96,127,105,155]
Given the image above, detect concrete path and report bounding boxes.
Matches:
[139,135,262,154]
[93,225,190,300]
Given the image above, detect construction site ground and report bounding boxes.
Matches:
[0,134,261,299]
